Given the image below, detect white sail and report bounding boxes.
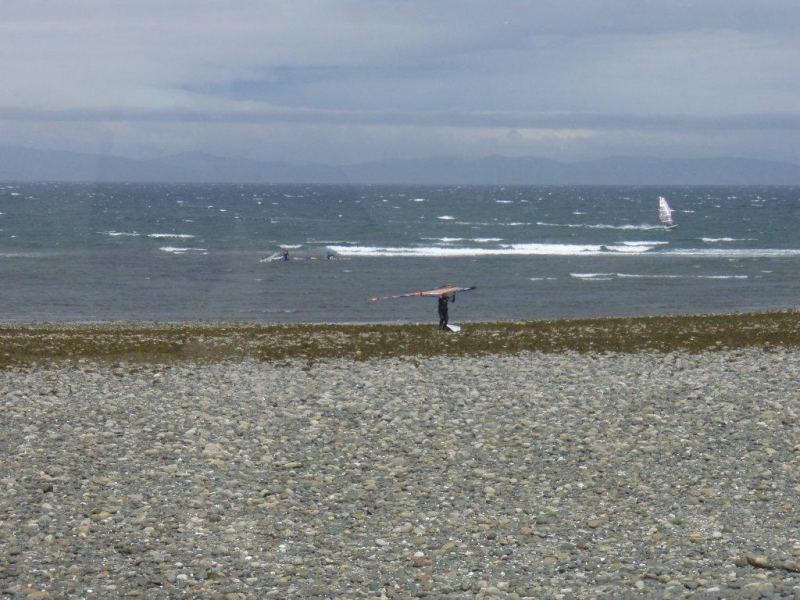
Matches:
[658,196,675,227]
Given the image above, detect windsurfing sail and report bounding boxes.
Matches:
[658,196,676,228]
[369,285,475,302]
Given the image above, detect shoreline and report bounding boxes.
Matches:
[2,309,800,367]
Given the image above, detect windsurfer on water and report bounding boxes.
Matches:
[438,293,454,330]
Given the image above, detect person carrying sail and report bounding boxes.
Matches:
[438,292,455,330]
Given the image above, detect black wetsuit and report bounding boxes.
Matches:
[438,296,450,330]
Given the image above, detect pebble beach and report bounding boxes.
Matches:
[2,316,800,598]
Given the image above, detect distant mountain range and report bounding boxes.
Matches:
[2,146,800,185]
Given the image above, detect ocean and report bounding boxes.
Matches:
[1,182,799,323]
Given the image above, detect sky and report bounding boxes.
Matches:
[1,0,799,164]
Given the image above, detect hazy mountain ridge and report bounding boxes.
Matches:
[1,146,799,184]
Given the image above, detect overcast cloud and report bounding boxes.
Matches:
[1,0,799,163]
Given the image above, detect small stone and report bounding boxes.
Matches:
[440,541,457,553]
[202,443,223,457]
[781,559,800,572]
[746,554,771,568]
[410,556,433,567]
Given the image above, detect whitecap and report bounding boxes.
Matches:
[326,242,656,258]
[309,240,358,245]
[700,237,756,243]
[571,273,614,281]
[422,237,463,243]
[616,273,682,279]
[537,221,664,231]
[574,272,748,281]
[159,246,207,254]
[437,215,456,220]
[148,233,195,239]
[0,251,60,258]
[620,241,669,246]
[664,248,800,258]
[100,231,140,237]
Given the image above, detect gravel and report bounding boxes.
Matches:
[2,349,800,598]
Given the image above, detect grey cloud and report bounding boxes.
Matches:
[0,0,798,164]
[3,105,800,133]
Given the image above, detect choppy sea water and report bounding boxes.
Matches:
[1,182,799,323]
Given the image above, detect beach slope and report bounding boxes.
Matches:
[2,313,800,597]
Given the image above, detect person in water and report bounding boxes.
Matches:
[438,293,454,330]
[281,246,290,261]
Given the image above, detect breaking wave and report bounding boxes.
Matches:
[572,273,749,280]
[326,244,800,259]
[537,222,665,231]
[159,246,207,254]
[99,231,140,237]
[148,233,195,239]
[326,243,659,257]
[664,248,800,258]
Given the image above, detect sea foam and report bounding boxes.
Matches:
[148,233,195,239]
[326,242,658,257]
[537,221,665,231]
[573,272,749,281]
[159,246,207,254]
